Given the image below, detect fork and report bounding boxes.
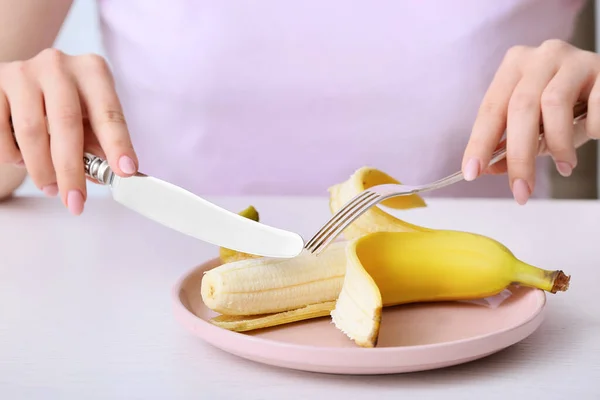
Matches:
[304,101,589,255]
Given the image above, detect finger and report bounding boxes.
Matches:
[540,61,593,177]
[71,54,138,177]
[462,46,529,181]
[482,137,508,175]
[484,159,507,175]
[83,118,106,158]
[5,64,58,197]
[585,71,600,140]
[0,91,21,164]
[573,112,591,148]
[37,53,87,215]
[506,60,560,205]
[481,136,549,175]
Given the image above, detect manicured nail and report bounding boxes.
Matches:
[463,158,480,181]
[67,190,84,215]
[555,161,573,177]
[42,183,58,197]
[118,155,136,175]
[512,179,531,205]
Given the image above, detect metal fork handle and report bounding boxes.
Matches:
[427,144,512,190]
[423,101,589,192]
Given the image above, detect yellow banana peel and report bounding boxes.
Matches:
[331,230,570,347]
[328,167,430,239]
[210,301,336,332]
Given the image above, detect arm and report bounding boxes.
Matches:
[0,0,73,198]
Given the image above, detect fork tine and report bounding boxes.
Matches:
[306,191,381,254]
[304,191,374,250]
[309,193,383,255]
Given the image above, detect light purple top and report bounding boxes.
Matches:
[97,0,585,197]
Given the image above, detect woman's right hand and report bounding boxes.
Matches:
[0,48,138,215]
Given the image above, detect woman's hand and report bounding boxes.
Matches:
[462,39,600,204]
[0,48,138,215]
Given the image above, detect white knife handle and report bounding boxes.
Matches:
[83,153,114,185]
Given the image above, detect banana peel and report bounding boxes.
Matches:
[210,301,336,332]
[328,167,431,240]
[331,230,571,347]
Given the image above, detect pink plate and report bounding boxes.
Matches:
[172,258,547,375]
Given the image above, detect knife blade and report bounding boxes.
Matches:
[82,152,304,258]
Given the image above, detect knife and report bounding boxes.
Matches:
[82,153,305,258]
[9,118,304,257]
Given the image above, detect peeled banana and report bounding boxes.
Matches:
[202,241,347,316]
[200,167,571,347]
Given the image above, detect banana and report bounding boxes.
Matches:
[219,206,262,263]
[328,166,430,239]
[201,241,347,316]
[331,230,570,347]
[199,167,571,346]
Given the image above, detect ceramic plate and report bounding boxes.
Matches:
[172,258,546,375]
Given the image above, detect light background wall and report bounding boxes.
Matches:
[14,0,600,198]
[54,0,105,58]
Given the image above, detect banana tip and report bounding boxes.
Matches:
[551,271,570,293]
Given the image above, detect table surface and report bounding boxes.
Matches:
[1,195,599,400]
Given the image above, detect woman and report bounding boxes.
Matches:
[0,0,596,214]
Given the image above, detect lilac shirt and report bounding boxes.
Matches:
[97,0,585,197]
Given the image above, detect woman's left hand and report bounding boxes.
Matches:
[461,39,600,204]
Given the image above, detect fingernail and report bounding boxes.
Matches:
[555,161,573,177]
[42,183,58,197]
[67,190,84,216]
[512,179,531,205]
[463,158,481,181]
[118,155,136,175]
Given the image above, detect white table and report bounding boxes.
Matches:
[1,196,598,399]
